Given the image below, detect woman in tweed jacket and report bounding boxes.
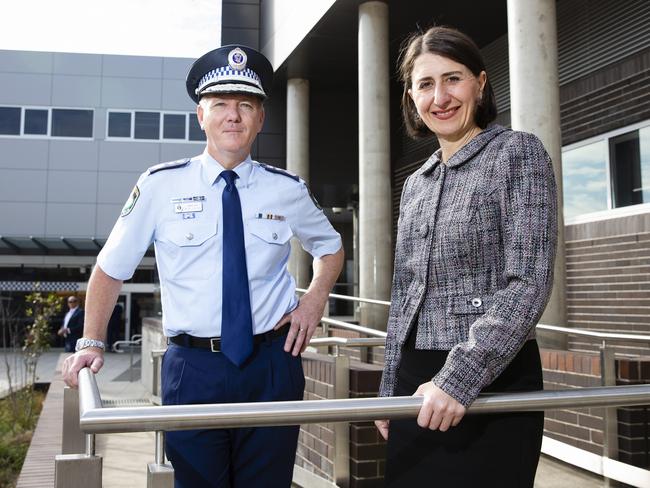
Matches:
[376,26,557,487]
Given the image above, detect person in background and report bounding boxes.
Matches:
[62,44,343,488]
[375,26,557,487]
[57,296,84,353]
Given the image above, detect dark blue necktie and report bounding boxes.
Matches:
[220,170,253,366]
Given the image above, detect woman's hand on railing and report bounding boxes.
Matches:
[415,382,466,432]
[375,419,390,440]
[62,349,104,388]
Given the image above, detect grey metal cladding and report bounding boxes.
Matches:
[45,203,96,237]
[0,139,49,169]
[53,53,102,76]
[0,202,46,235]
[0,50,53,73]
[101,77,162,109]
[98,141,159,172]
[49,140,99,171]
[102,55,163,78]
[47,171,98,203]
[0,73,52,105]
[52,74,101,107]
[97,171,141,204]
[0,169,47,201]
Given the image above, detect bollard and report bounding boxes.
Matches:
[600,340,618,488]
[55,454,102,488]
[332,350,350,488]
[147,431,174,487]
[62,386,85,454]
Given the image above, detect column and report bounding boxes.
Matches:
[359,1,391,330]
[286,78,312,289]
[507,0,567,347]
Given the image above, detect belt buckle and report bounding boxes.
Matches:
[210,338,221,353]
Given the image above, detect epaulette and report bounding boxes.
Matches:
[258,163,300,182]
[148,158,191,175]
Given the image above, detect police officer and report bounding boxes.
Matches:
[62,45,344,488]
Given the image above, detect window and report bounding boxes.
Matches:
[188,113,206,141]
[163,113,186,140]
[610,128,650,208]
[562,140,608,220]
[51,109,93,137]
[0,107,21,135]
[108,112,131,138]
[24,109,48,135]
[562,121,650,220]
[134,111,160,140]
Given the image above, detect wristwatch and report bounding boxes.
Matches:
[75,338,106,352]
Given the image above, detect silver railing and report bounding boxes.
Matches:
[57,291,650,488]
[58,367,650,488]
[297,289,650,487]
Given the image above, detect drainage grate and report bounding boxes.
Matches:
[102,398,153,407]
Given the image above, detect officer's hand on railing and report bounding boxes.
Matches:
[415,382,466,432]
[275,291,327,356]
[62,349,105,388]
[374,419,390,440]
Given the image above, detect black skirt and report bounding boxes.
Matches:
[385,335,544,488]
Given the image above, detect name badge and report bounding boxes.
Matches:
[174,202,203,213]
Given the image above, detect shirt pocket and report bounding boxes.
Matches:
[246,219,293,280]
[156,221,218,281]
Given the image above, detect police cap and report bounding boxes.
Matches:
[186,45,273,103]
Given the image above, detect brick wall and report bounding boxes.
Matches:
[541,349,650,468]
[565,231,650,356]
[298,350,385,488]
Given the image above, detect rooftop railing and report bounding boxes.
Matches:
[56,290,650,488]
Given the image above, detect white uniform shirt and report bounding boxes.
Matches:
[97,150,342,337]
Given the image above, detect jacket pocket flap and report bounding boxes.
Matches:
[448,294,493,315]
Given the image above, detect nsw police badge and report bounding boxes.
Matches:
[228,48,247,71]
[121,185,140,217]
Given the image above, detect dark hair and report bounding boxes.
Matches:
[398,26,497,139]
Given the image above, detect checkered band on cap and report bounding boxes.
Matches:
[196,66,264,96]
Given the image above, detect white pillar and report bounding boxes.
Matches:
[508,0,567,346]
[359,1,391,330]
[286,78,312,288]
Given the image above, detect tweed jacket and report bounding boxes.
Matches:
[379,125,558,406]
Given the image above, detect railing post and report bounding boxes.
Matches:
[600,340,618,488]
[151,350,164,405]
[55,433,102,487]
[147,431,174,488]
[333,348,350,488]
[62,386,85,454]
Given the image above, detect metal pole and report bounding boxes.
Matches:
[155,431,165,465]
[62,386,85,454]
[85,433,96,457]
[600,340,618,488]
[148,431,174,487]
[333,349,350,488]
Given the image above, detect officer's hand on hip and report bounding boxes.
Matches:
[62,348,105,388]
[414,381,466,432]
[275,292,327,356]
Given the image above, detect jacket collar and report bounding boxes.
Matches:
[422,124,506,175]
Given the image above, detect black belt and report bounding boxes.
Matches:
[168,324,289,353]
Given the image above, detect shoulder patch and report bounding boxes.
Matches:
[120,185,140,217]
[148,158,191,175]
[258,163,300,182]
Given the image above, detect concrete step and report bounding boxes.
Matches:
[567,312,650,324]
[567,274,650,285]
[567,297,650,307]
[566,257,650,272]
[568,282,650,292]
[566,248,650,264]
[566,265,650,278]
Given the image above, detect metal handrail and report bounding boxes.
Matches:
[77,368,650,434]
[296,288,391,307]
[321,317,387,338]
[309,337,386,347]
[537,323,650,342]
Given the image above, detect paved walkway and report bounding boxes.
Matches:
[10,349,606,487]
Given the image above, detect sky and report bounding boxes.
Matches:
[0,0,222,58]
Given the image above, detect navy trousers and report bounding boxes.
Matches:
[161,334,305,488]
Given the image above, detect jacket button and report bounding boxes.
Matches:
[185,233,194,241]
[471,297,482,307]
[272,232,278,240]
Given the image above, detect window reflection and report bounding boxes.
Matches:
[562,140,608,219]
